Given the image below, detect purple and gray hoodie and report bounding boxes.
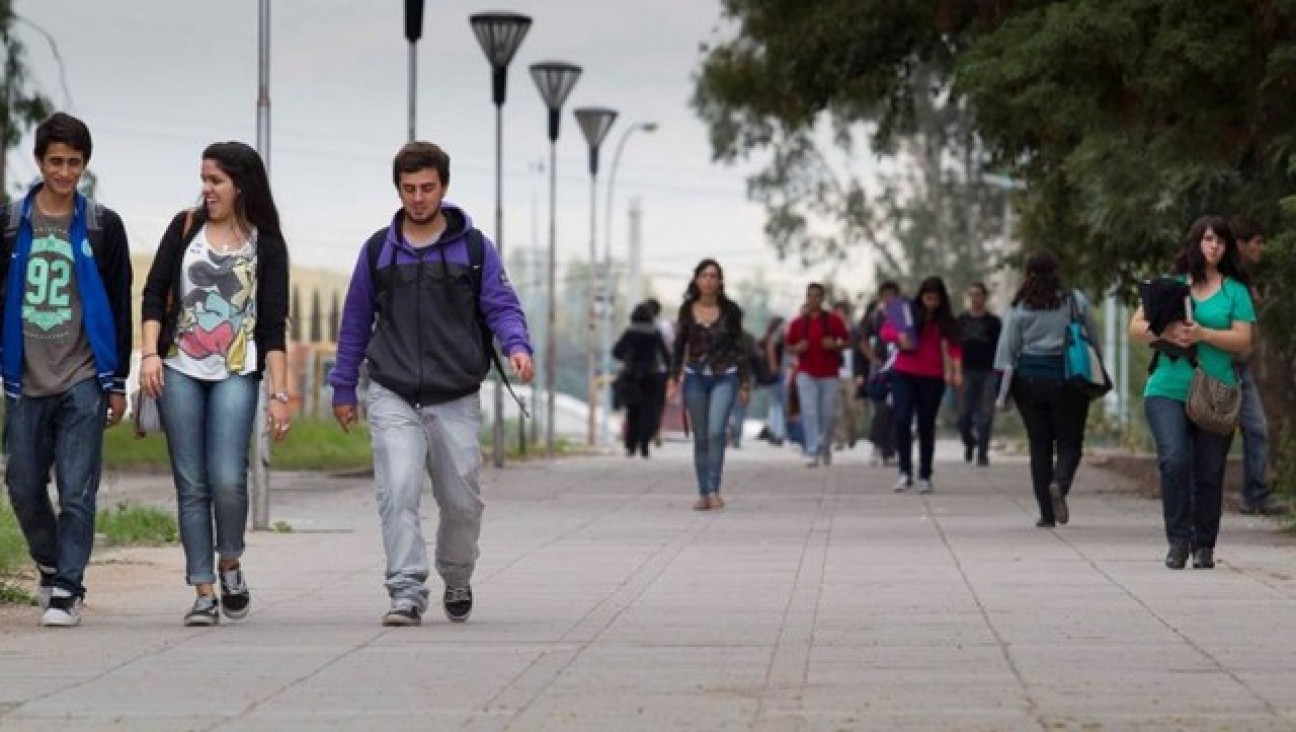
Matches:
[329,203,531,407]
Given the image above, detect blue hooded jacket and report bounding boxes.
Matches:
[1,186,132,397]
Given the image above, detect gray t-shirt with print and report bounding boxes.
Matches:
[21,209,96,396]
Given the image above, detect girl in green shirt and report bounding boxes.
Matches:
[1130,216,1254,571]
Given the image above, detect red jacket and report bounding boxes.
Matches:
[786,311,849,378]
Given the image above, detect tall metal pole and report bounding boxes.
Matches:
[598,123,655,442]
[405,0,424,141]
[408,44,417,141]
[529,159,543,450]
[491,102,506,467]
[545,142,558,455]
[251,0,272,531]
[586,170,598,446]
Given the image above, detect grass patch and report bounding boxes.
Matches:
[0,580,34,605]
[96,502,178,546]
[102,418,376,472]
[104,416,579,472]
[0,500,28,578]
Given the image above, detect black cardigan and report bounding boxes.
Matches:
[140,209,289,376]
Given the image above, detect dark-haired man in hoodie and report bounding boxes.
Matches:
[330,141,533,626]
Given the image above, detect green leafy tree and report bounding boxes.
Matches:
[1,0,54,200]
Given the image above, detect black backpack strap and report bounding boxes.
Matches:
[364,228,393,320]
[465,228,529,419]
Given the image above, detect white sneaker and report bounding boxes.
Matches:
[40,589,81,627]
[917,479,934,494]
[805,455,820,468]
[893,474,912,492]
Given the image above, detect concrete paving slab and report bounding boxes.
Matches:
[1,439,1293,731]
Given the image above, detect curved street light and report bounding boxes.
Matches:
[574,107,619,447]
[469,12,531,468]
[599,121,657,442]
[529,61,583,456]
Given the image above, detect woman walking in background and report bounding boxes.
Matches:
[883,277,961,493]
[1131,217,1253,570]
[759,316,788,446]
[613,303,670,458]
[994,251,1098,528]
[140,142,291,625]
[668,259,750,510]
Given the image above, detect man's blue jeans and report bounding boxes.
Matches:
[1145,396,1233,549]
[1237,364,1272,509]
[957,369,996,462]
[4,378,107,598]
[795,373,839,458]
[684,372,737,497]
[158,368,259,585]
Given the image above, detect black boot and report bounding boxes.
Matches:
[1192,547,1215,569]
[1165,540,1191,570]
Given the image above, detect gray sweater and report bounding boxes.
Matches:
[993,291,1101,371]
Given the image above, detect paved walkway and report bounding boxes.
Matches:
[1,441,1294,731]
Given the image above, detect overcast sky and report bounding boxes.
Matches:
[10,0,878,313]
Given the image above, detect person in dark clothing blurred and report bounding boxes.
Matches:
[956,282,1002,466]
[613,303,670,458]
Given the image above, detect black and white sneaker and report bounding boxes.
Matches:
[219,566,251,620]
[443,586,473,623]
[184,595,221,626]
[382,600,423,627]
[40,589,81,627]
[36,567,57,611]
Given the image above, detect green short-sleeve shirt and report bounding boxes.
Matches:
[1144,277,1256,403]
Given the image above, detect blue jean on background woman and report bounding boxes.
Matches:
[683,371,738,499]
[1145,396,1233,553]
[765,372,786,443]
[158,368,259,585]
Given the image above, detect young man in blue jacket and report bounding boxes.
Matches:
[1,113,133,626]
[330,141,533,626]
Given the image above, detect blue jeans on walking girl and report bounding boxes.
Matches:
[684,371,738,497]
[158,368,259,585]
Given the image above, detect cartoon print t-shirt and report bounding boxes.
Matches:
[21,208,98,396]
[166,225,259,380]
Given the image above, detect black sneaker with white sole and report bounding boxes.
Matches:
[40,590,81,627]
[219,566,251,620]
[184,594,220,626]
[444,585,473,623]
[382,601,423,627]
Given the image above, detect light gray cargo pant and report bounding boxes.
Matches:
[368,382,484,610]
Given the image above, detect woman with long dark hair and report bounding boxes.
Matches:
[613,303,670,458]
[140,142,291,625]
[995,251,1099,527]
[1130,216,1254,570]
[882,276,962,493]
[667,259,750,510]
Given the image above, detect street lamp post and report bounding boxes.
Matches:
[404,0,424,141]
[598,121,657,443]
[574,107,618,447]
[469,11,531,468]
[250,0,272,531]
[529,62,583,456]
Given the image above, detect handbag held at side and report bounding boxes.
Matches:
[1063,294,1112,400]
[1185,361,1240,435]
